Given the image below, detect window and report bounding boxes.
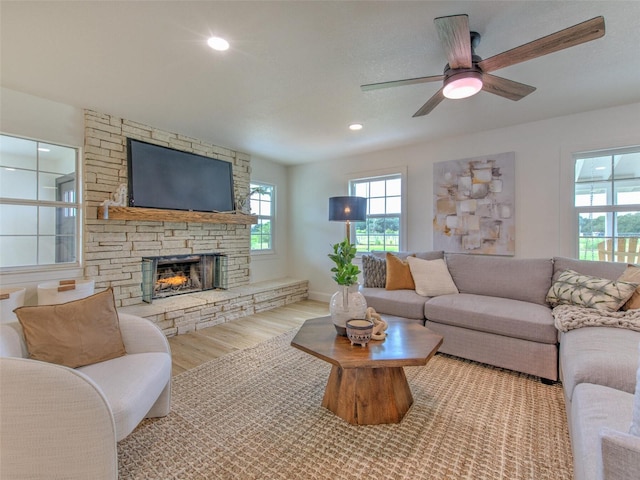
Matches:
[0,134,80,269]
[350,174,403,253]
[574,146,640,261]
[250,183,274,252]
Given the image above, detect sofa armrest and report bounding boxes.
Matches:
[118,312,171,355]
[0,322,28,358]
[0,357,118,479]
[599,427,640,480]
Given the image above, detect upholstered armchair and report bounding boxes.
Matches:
[0,312,172,480]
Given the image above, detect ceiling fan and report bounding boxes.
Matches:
[361,15,605,117]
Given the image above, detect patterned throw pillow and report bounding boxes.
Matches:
[361,255,386,288]
[546,269,639,312]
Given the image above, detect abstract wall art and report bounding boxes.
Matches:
[433,152,515,256]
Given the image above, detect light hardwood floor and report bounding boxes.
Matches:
[168,299,329,376]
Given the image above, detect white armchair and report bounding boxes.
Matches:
[0,313,172,480]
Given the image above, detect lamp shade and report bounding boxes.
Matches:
[328,196,367,222]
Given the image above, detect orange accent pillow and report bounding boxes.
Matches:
[385,253,415,290]
[15,288,126,368]
[619,265,640,310]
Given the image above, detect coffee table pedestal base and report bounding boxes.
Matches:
[322,365,413,425]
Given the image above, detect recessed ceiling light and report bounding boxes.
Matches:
[349,123,363,131]
[207,36,230,51]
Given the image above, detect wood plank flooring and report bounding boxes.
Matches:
[168,299,329,376]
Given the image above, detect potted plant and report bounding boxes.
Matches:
[328,238,367,335]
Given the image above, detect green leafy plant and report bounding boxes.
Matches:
[328,238,361,286]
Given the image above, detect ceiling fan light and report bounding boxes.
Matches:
[443,71,483,99]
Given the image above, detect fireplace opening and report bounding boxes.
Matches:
[141,253,227,303]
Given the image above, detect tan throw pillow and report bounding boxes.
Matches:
[385,253,415,290]
[619,265,640,310]
[15,288,126,368]
[407,256,459,297]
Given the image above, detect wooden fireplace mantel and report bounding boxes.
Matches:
[97,206,258,225]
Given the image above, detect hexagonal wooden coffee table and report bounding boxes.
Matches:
[291,315,443,425]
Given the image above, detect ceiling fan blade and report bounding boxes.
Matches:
[481,74,536,101]
[413,88,445,117]
[434,14,472,69]
[361,75,444,91]
[478,16,605,73]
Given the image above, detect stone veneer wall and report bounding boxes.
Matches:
[83,110,252,307]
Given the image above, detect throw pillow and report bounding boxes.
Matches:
[630,342,640,436]
[362,254,386,288]
[385,252,415,290]
[619,265,640,310]
[15,287,126,368]
[407,256,459,297]
[546,269,638,312]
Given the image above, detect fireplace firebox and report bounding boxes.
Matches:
[141,253,227,303]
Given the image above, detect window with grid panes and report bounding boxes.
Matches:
[574,147,640,262]
[0,134,80,269]
[249,183,274,252]
[350,174,402,253]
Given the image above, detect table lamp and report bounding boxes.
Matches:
[328,196,367,244]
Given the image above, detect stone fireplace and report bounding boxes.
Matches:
[83,110,252,307]
[141,253,227,302]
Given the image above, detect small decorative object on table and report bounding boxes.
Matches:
[366,307,388,340]
[328,238,367,335]
[346,318,374,347]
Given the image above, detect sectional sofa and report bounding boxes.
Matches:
[360,251,640,480]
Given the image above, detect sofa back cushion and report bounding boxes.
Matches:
[552,256,627,282]
[445,254,553,306]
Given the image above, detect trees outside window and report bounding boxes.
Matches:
[249,183,274,252]
[349,174,403,253]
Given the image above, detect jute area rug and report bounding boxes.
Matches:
[118,330,573,480]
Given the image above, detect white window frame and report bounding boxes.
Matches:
[249,182,275,254]
[348,167,407,254]
[0,133,81,272]
[573,145,640,262]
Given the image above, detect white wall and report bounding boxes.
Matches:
[290,102,640,301]
[249,156,290,282]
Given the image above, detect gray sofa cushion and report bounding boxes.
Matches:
[424,293,557,344]
[360,287,427,320]
[560,327,640,401]
[445,254,553,306]
[553,256,627,282]
[570,383,635,480]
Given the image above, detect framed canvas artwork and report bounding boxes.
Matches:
[433,152,515,256]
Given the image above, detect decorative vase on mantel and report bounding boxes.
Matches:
[330,284,367,336]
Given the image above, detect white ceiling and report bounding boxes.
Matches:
[1,1,639,166]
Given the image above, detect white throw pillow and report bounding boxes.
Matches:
[407,257,459,297]
[630,342,640,437]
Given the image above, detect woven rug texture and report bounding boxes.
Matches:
[118,330,572,479]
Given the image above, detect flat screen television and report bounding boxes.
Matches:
[127,139,235,213]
